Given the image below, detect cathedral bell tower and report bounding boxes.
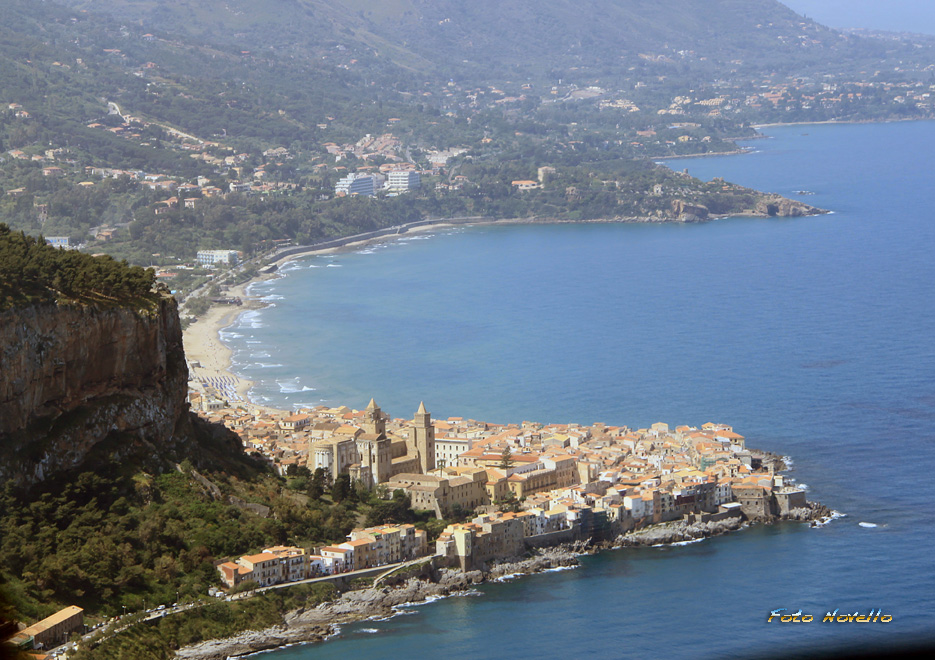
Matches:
[357,398,391,486]
[363,398,386,436]
[412,401,435,473]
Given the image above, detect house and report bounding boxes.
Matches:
[216,546,309,588]
[319,545,353,573]
[279,414,311,432]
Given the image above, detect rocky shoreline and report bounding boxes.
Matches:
[612,503,832,548]
[175,504,831,660]
[175,546,583,660]
[616,516,748,547]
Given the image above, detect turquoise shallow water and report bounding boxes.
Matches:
[224,121,935,658]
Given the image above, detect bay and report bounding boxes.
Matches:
[225,121,935,658]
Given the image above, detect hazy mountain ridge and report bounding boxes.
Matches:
[55,0,858,79]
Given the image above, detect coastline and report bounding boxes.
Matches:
[182,278,267,405]
[750,116,930,129]
[181,222,461,408]
[175,547,583,660]
[181,198,824,411]
[174,500,836,660]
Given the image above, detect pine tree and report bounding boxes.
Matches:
[498,446,514,471]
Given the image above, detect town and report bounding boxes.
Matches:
[192,392,811,585]
[7,395,813,655]
[4,61,932,279]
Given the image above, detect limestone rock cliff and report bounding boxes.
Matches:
[0,290,191,484]
[671,199,710,222]
[754,194,815,217]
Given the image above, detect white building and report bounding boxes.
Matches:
[46,236,71,249]
[435,437,471,469]
[335,173,377,197]
[386,170,421,192]
[196,249,239,267]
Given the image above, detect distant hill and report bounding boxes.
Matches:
[56,0,857,80]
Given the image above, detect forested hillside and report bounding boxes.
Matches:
[0,0,930,281]
[0,223,155,309]
[53,0,889,80]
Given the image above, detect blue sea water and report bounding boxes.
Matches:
[224,121,935,658]
[781,0,935,36]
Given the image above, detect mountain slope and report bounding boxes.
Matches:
[55,0,857,79]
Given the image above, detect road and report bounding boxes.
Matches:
[56,556,432,656]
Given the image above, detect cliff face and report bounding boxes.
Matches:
[670,194,821,222]
[753,194,816,217]
[0,291,190,484]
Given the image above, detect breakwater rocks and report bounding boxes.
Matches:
[616,516,747,547]
[176,548,582,660]
[616,502,833,548]
[788,501,833,522]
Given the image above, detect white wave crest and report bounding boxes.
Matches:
[811,510,847,528]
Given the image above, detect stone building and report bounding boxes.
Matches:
[310,400,438,488]
[388,468,488,516]
[411,401,436,474]
[10,606,84,651]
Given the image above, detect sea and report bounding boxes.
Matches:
[220,121,935,659]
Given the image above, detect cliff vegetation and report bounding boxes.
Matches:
[0,224,155,311]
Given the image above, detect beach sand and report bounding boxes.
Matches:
[182,279,263,404]
[182,222,461,408]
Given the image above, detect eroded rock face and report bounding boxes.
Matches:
[671,199,710,221]
[0,292,189,484]
[754,194,815,217]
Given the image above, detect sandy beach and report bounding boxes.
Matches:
[182,278,262,405]
[181,222,458,409]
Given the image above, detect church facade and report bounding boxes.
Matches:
[310,399,437,488]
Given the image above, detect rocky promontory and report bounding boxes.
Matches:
[616,516,747,546]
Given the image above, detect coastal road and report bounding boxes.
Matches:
[227,556,435,601]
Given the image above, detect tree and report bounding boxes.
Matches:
[185,297,211,317]
[307,468,327,500]
[364,490,416,526]
[499,446,514,471]
[331,474,352,503]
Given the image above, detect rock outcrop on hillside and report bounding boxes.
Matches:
[671,199,711,222]
[0,289,192,485]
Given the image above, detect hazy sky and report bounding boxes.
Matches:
[781,0,935,35]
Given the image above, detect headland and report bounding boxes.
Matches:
[174,384,831,658]
[175,175,833,660]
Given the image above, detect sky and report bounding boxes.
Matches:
[781,0,935,35]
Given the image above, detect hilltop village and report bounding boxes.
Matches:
[194,393,814,584]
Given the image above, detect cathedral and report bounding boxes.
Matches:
[310,399,436,488]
